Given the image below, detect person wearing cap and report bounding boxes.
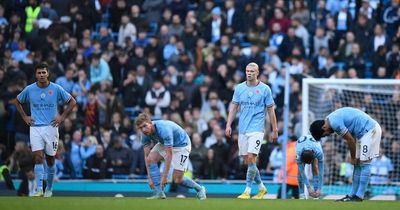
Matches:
[204,6,226,43]
[295,134,324,199]
[309,107,382,202]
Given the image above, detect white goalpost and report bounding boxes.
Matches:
[302,78,400,198]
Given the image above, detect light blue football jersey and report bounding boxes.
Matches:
[141,120,189,147]
[296,134,324,189]
[296,135,324,163]
[327,107,377,139]
[17,82,72,126]
[232,81,274,134]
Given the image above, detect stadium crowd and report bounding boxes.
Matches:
[0,0,399,192]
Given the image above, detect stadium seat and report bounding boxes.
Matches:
[334,62,346,70]
[240,42,251,48]
[91,32,99,40]
[111,32,119,42]
[147,22,158,37]
[365,62,373,78]
[112,174,130,180]
[124,107,141,120]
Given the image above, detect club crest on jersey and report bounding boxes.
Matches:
[248,91,253,97]
[40,92,46,100]
[48,90,53,96]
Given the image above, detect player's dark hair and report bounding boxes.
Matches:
[35,62,49,73]
[301,150,315,164]
[309,120,325,140]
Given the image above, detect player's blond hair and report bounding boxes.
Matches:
[246,62,259,72]
[135,112,152,127]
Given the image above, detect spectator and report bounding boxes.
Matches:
[386,44,400,77]
[117,14,136,48]
[68,129,83,178]
[24,0,41,33]
[168,14,184,37]
[370,150,393,185]
[129,132,145,176]
[204,7,226,43]
[136,64,153,92]
[278,26,303,60]
[269,143,283,183]
[334,2,353,36]
[277,136,299,199]
[89,53,113,84]
[106,136,133,176]
[109,51,133,91]
[105,89,124,125]
[83,144,107,179]
[11,40,30,62]
[190,132,207,177]
[247,16,269,49]
[72,70,91,108]
[134,30,149,48]
[209,130,229,179]
[201,91,227,122]
[142,0,164,24]
[353,14,373,55]
[345,43,365,78]
[129,4,148,32]
[145,80,171,118]
[109,0,128,32]
[291,0,310,26]
[0,4,8,32]
[389,140,400,182]
[39,0,58,21]
[372,24,387,52]
[55,67,75,93]
[223,0,242,33]
[122,70,144,108]
[200,149,219,179]
[268,8,291,33]
[98,26,114,51]
[383,0,400,38]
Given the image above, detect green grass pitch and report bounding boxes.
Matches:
[1,197,399,210]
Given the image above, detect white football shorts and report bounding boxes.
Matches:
[356,123,382,161]
[238,132,264,156]
[151,142,191,171]
[30,125,59,156]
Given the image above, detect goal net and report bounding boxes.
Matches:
[302,78,400,197]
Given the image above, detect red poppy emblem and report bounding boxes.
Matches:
[256,90,260,94]
[48,90,53,96]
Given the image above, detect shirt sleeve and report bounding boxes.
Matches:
[161,126,174,147]
[297,162,311,188]
[328,117,348,136]
[264,86,274,107]
[57,84,72,103]
[232,85,239,104]
[17,87,29,103]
